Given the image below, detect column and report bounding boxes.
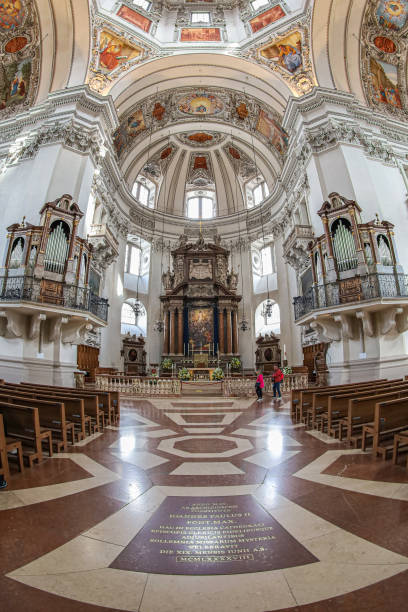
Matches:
[163,308,169,355]
[177,307,183,355]
[226,308,232,354]
[233,309,239,354]
[218,308,224,354]
[170,308,176,355]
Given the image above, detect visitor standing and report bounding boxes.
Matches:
[273,364,284,398]
[255,370,264,401]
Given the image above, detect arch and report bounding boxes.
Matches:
[255,300,280,336]
[121,298,147,336]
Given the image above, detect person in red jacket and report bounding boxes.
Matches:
[273,364,284,398]
[255,370,264,402]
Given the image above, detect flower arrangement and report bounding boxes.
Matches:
[161,358,173,370]
[178,367,191,381]
[282,366,292,375]
[230,357,241,370]
[150,368,158,378]
[211,367,224,380]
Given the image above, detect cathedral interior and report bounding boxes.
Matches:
[1,0,408,610]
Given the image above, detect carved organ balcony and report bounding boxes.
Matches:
[293,193,408,344]
[283,224,315,274]
[0,195,109,344]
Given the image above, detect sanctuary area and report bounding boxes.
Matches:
[1,0,408,611]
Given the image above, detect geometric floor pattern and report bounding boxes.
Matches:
[2,393,408,610]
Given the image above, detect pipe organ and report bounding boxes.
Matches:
[3,194,94,305]
[307,192,401,303]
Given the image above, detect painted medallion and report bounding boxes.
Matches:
[178,92,224,115]
[376,0,408,31]
[0,0,25,30]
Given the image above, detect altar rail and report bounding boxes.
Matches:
[95,375,181,395]
[95,372,308,397]
[223,373,309,397]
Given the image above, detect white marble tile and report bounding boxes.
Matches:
[0,491,25,510]
[111,450,169,469]
[305,529,408,565]
[294,450,408,500]
[11,568,147,612]
[83,506,152,547]
[165,412,242,426]
[305,430,341,444]
[74,432,103,446]
[108,436,147,451]
[142,428,177,438]
[10,454,120,507]
[271,503,340,542]
[183,427,225,434]
[130,486,167,513]
[244,450,300,469]
[157,484,260,496]
[140,569,295,612]
[284,563,408,607]
[169,462,245,476]
[9,536,123,576]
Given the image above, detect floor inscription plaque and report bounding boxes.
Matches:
[111,495,318,575]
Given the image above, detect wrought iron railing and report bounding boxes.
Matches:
[0,276,109,322]
[294,273,408,320]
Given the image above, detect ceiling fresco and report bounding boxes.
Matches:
[111,88,288,163]
[362,0,408,117]
[0,0,40,118]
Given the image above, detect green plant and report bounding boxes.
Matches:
[161,358,173,370]
[282,366,292,375]
[211,367,224,380]
[230,357,241,370]
[178,367,191,381]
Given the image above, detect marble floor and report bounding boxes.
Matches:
[2,393,408,611]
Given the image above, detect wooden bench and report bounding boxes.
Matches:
[362,397,408,459]
[0,413,24,482]
[320,382,408,438]
[0,402,52,466]
[392,430,408,467]
[342,388,408,447]
[0,390,74,451]
[293,379,388,424]
[1,385,89,441]
[306,379,395,429]
[19,382,120,425]
[16,384,104,432]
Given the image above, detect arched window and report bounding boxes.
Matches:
[331,218,357,272]
[44,221,70,274]
[377,234,393,266]
[132,0,151,11]
[251,0,269,11]
[255,300,280,336]
[132,176,156,208]
[246,176,269,209]
[9,237,24,269]
[121,300,147,336]
[186,191,215,219]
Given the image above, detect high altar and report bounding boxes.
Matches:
[160,234,241,367]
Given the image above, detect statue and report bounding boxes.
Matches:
[227,267,238,291]
[178,234,188,247]
[214,234,222,247]
[196,234,205,250]
[162,269,174,290]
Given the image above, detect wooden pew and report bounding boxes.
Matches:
[19,382,120,425]
[392,430,408,467]
[1,385,89,441]
[16,383,104,431]
[321,382,408,438]
[293,379,388,424]
[0,413,24,481]
[0,403,52,465]
[343,388,408,447]
[306,379,395,429]
[362,397,408,459]
[0,390,73,451]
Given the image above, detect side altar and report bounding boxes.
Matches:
[160,234,241,369]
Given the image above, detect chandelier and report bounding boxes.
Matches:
[261,298,274,319]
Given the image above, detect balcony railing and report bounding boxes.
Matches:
[294,273,408,321]
[0,276,109,322]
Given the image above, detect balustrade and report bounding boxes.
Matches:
[95,375,181,396]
